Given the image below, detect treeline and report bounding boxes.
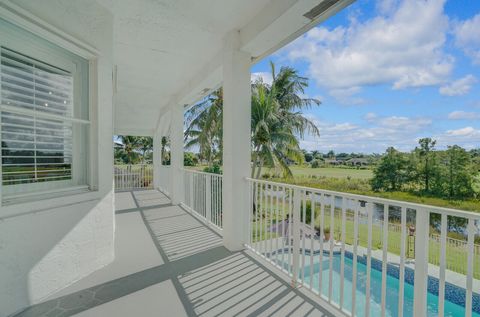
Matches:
[372,138,480,199]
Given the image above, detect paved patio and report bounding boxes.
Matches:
[13,190,336,317]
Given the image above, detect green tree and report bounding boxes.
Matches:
[160,136,170,165]
[415,138,438,193]
[371,147,409,191]
[442,145,473,199]
[116,136,142,164]
[251,62,320,178]
[138,137,153,164]
[184,152,198,166]
[184,89,223,167]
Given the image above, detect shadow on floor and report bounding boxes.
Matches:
[14,190,334,317]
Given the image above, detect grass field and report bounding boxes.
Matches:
[187,165,373,179]
[265,166,373,179]
[186,164,480,212]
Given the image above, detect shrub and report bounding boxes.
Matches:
[311,160,320,168]
[203,164,222,174]
[184,152,198,166]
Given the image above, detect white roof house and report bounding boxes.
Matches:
[0,1,478,317]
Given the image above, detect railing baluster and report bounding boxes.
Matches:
[318,193,325,297]
[301,190,306,284]
[351,200,359,317]
[438,213,447,317]
[328,194,334,302]
[206,174,212,224]
[365,201,373,317]
[466,218,475,317]
[288,187,293,276]
[275,185,280,267]
[381,204,389,317]
[398,206,407,317]
[310,192,315,290]
[340,197,346,309]
[292,187,301,287]
[281,185,286,272]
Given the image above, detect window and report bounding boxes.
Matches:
[0,18,90,199]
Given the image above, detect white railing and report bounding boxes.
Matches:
[158,165,172,196]
[245,178,480,317]
[182,169,223,230]
[114,164,153,190]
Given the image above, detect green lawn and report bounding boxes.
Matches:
[266,166,373,180]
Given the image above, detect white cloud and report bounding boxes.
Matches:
[447,110,480,120]
[285,0,452,103]
[364,112,378,122]
[439,75,477,96]
[251,72,273,85]
[435,126,480,148]
[454,14,480,65]
[299,113,433,153]
[444,126,480,137]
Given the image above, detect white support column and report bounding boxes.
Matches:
[153,129,160,189]
[170,105,184,205]
[222,30,251,251]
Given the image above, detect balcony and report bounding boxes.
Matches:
[14,189,335,317]
[1,1,479,317]
[16,169,479,317]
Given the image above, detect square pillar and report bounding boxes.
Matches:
[222,30,251,251]
[170,106,184,205]
[152,129,160,189]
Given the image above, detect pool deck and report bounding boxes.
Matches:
[13,190,338,317]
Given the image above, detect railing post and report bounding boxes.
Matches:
[206,174,212,224]
[291,187,301,288]
[413,208,429,317]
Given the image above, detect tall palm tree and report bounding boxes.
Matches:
[161,136,170,165]
[184,62,320,177]
[184,89,223,167]
[117,135,142,164]
[251,62,320,177]
[138,137,153,164]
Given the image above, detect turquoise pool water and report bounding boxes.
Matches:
[292,254,479,317]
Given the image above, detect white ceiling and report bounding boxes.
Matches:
[97,0,270,135]
[97,0,354,136]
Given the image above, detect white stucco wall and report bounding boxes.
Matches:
[0,1,115,316]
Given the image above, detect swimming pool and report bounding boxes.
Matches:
[286,253,479,317]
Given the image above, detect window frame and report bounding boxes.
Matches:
[0,6,100,206]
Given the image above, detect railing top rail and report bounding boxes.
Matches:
[246,177,480,219]
[114,164,153,167]
[182,168,223,177]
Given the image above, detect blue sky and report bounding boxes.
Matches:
[251,0,480,154]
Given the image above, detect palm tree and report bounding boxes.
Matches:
[250,62,320,178]
[138,137,153,164]
[117,136,142,164]
[184,89,223,167]
[161,136,170,165]
[184,62,320,178]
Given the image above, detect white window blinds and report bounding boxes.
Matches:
[1,47,75,188]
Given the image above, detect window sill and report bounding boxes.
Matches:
[1,186,106,220]
[2,185,91,205]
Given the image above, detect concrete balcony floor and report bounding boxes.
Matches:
[14,190,335,317]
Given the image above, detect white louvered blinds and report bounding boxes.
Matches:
[0,36,90,198]
[1,47,74,188]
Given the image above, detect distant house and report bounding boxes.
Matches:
[324,159,342,165]
[346,158,369,166]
